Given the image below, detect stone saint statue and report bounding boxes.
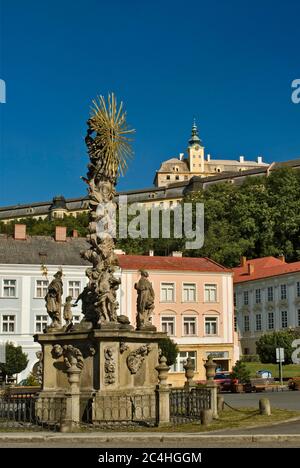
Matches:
[45,271,63,329]
[134,270,156,330]
[63,296,74,329]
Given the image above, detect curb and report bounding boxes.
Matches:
[0,434,300,443]
[0,432,300,443]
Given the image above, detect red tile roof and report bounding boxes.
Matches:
[117,255,231,273]
[233,256,300,283]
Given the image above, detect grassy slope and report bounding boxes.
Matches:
[244,362,300,378]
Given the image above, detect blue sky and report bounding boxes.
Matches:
[0,0,299,206]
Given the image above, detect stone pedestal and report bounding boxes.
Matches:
[155,355,170,427]
[206,382,218,420]
[34,328,165,423]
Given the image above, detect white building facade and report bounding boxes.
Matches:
[233,257,300,355]
[0,224,239,383]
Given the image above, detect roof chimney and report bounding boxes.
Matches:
[278,254,285,263]
[55,226,67,242]
[179,153,184,161]
[257,156,263,164]
[207,154,211,161]
[248,263,254,275]
[72,229,78,238]
[171,251,183,257]
[149,250,154,256]
[239,156,245,163]
[240,256,247,267]
[14,224,26,240]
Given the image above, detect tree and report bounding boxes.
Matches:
[183,167,300,266]
[0,342,28,382]
[231,360,251,384]
[256,329,300,364]
[158,337,179,367]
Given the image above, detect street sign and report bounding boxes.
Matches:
[276,347,285,362]
[0,342,6,364]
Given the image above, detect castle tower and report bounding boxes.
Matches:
[187,119,205,173]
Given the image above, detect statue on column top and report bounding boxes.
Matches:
[134,270,156,331]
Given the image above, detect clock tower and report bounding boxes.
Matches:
[187,119,205,173]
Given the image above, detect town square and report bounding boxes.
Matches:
[0,0,299,458]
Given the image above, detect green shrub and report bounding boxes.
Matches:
[0,342,28,382]
[231,360,251,384]
[240,354,260,362]
[158,337,179,367]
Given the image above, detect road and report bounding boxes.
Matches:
[223,390,300,411]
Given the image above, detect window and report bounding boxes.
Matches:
[298,309,300,327]
[281,310,288,328]
[233,292,237,307]
[255,314,262,331]
[160,283,175,302]
[205,317,218,335]
[161,316,175,336]
[268,312,274,330]
[255,289,261,304]
[204,284,217,302]
[183,283,196,302]
[175,175,179,180]
[244,315,250,332]
[243,291,249,305]
[3,279,16,297]
[171,351,197,373]
[2,315,15,333]
[68,281,81,299]
[35,280,49,298]
[166,175,170,180]
[234,316,237,332]
[281,284,287,300]
[297,282,300,297]
[267,286,273,302]
[35,315,48,333]
[183,317,196,335]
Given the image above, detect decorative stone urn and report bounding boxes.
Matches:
[204,354,217,381]
[183,357,195,386]
[155,355,170,386]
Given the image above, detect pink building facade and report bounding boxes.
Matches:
[118,254,239,386]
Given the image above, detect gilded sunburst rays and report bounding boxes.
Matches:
[89,93,135,177]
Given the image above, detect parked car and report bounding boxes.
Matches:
[288,377,300,391]
[256,370,272,379]
[214,372,237,392]
[197,372,237,392]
